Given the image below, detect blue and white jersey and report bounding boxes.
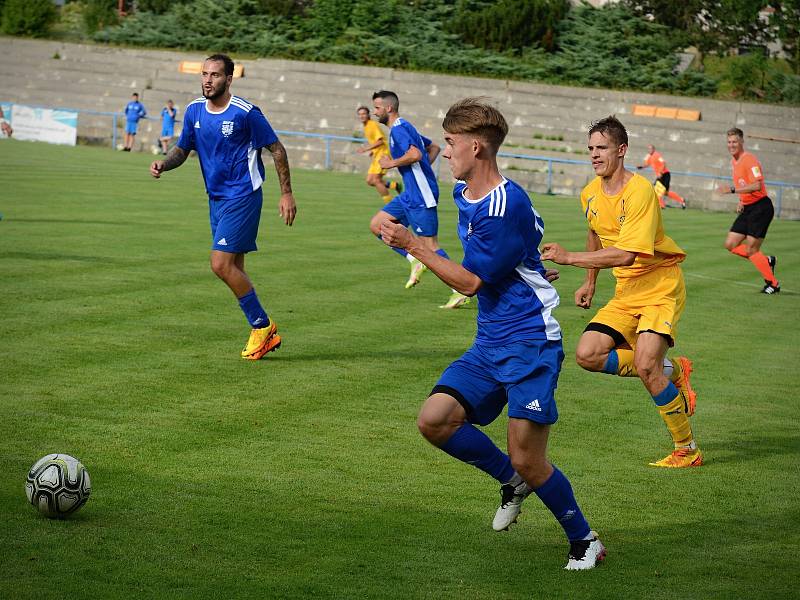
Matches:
[389,118,438,209]
[177,96,279,202]
[124,101,146,123]
[455,178,561,346]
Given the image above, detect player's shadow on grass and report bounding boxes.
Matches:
[10,217,133,226]
[2,251,132,264]
[700,432,800,464]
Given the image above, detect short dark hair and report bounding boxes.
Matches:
[372,90,399,111]
[132,92,139,97]
[443,97,508,151]
[588,115,628,147]
[206,53,234,77]
[727,127,744,139]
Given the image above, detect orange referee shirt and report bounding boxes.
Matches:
[644,151,668,178]
[732,151,767,205]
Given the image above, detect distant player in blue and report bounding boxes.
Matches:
[380,98,605,570]
[149,54,297,360]
[159,99,177,155]
[369,90,468,308]
[123,92,146,152]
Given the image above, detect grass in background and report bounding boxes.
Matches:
[1,140,798,599]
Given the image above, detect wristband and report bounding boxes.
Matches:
[730,186,735,194]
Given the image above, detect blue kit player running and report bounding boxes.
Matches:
[369,90,468,309]
[380,98,605,570]
[123,92,146,152]
[149,54,297,360]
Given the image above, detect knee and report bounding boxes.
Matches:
[575,345,604,372]
[369,216,382,236]
[210,257,231,281]
[634,356,660,383]
[417,413,452,446]
[510,454,551,489]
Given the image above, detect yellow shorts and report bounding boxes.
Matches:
[368,155,387,175]
[589,264,686,347]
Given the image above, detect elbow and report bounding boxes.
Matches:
[462,279,482,297]
[620,252,637,266]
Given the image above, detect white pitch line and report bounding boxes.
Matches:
[685,271,793,293]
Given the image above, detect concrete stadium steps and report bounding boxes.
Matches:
[2,36,798,215]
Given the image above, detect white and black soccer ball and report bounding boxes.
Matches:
[25,454,91,518]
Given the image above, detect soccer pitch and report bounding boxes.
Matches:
[1,140,798,599]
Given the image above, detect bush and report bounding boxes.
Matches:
[765,72,800,104]
[448,0,570,53]
[1,0,57,37]
[83,0,118,34]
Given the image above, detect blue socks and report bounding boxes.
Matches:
[602,349,619,374]
[534,466,591,542]
[440,424,515,483]
[237,288,269,328]
[652,381,680,406]
[375,234,408,258]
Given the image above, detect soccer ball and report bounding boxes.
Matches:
[25,454,91,518]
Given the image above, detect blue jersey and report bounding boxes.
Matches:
[124,101,146,123]
[161,106,177,128]
[455,178,561,346]
[389,118,438,209]
[177,96,279,202]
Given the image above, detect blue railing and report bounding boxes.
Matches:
[3,101,799,217]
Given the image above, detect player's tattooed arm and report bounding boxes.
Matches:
[162,146,188,171]
[267,140,293,195]
[150,146,187,178]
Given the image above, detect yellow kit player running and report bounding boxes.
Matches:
[357,106,400,203]
[541,116,701,468]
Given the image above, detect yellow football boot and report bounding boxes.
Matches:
[648,447,703,468]
[405,258,427,289]
[440,292,470,309]
[241,320,281,360]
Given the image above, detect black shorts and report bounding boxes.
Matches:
[730,196,774,239]
[656,172,671,191]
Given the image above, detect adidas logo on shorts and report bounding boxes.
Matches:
[525,399,542,411]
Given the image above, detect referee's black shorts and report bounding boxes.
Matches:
[730,196,774,239]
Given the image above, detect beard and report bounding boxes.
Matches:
[203,83,226,101]
[377,113,389,125]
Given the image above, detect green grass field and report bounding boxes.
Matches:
[1,140,798,599]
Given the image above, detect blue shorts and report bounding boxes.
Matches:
[383,193,439,237]
[433,339,564,426]
[209,190,263,253]
[161,125,174,138]
[125,121,139,135]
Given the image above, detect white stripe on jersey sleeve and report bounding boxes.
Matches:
[230,97,253,113]
[515,264,562,341]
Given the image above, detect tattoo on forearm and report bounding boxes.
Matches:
[162,147,187,172]
[268,141,293,194]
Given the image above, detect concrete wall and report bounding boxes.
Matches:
[2,36,799,217]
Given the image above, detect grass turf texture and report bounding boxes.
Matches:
[1,140,798,599]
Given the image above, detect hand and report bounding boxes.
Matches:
[544,268,559,283]
[357,146,367,154]
[716,183,732,194]
[279,193,297,226]
[574,281,595,309]
[150,160,165,178]
[378,155,393,169]
[736,201,744,214]
[379,219,412,250]
[540,242,570,265]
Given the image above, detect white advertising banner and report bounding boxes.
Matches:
[10,104,78,146]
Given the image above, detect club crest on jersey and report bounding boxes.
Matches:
[221,120,234,137]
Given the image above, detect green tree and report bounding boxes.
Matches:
[1,0,57,37]
[448,0,570,53]
[770,0,800,74]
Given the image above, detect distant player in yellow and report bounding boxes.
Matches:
[541,116,702,468]
[356,106,400,202]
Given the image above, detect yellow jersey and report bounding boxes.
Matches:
[580,172,685,279]
[363,119,390,160]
